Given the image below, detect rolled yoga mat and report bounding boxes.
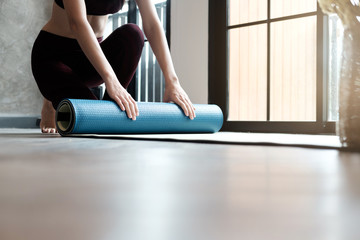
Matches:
[55,99,223,136]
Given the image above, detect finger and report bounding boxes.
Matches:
[135,100,139,116]
[126,96,137,120]
[129,96,139,117]
[115,98,126,111]
[180,96,194,120]
[188,103,195,120]
[177,99,190,118]
[190,101,196,118]
[188,102,196,119]
[183,97,195,119]
[122,99,133,119]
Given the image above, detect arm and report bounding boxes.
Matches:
[62,0,138,120]
[135,0,196,119]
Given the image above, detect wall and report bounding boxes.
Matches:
[0,0,51,116]
[171,0,209,104]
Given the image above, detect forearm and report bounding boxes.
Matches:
[70,21,116,83]
[144,22,179,86]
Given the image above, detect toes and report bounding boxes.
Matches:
[41,127,57,134]
[41,127,48,133]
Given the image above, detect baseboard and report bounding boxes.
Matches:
[0,117,40,128]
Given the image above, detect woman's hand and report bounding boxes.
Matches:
[163,81,196,120]
[105,77,139,120]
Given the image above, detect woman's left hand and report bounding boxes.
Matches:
[163,81,196,120]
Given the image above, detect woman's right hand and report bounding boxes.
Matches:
[105,77,139,121]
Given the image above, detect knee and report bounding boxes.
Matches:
[114,23,145,49]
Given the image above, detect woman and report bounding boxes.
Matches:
[32,0,195,133]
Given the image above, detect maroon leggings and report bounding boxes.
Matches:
[31,23,144,109]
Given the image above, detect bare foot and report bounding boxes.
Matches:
[40,99,58,134]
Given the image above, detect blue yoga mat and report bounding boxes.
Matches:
[55,99,223,136]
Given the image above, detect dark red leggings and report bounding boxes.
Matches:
[31,23,144,109]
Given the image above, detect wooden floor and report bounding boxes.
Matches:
[0,129,359,240]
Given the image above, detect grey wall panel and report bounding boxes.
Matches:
[0,0,52,116]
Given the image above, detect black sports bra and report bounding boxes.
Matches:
[54,0,125,16]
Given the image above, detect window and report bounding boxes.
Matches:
[106,0,170,102]
[209,0,336,133]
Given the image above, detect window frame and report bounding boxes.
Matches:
[209,0,335,134]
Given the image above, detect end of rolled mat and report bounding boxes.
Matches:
[214,105,224,132]
[55,99,75,136]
